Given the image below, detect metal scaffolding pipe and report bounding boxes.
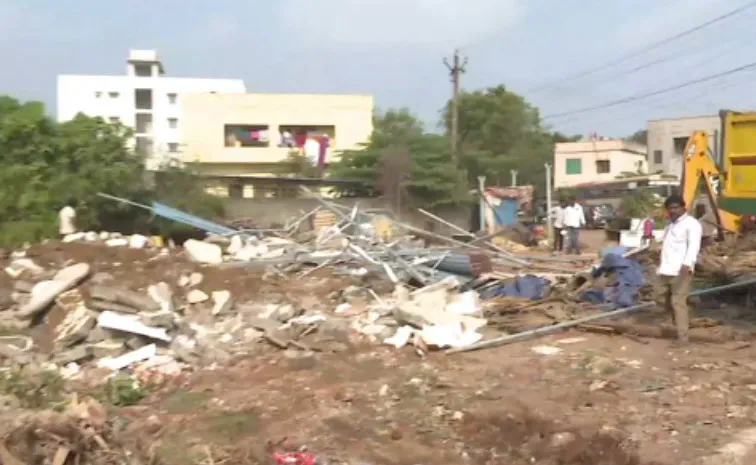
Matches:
[446,277,756,355]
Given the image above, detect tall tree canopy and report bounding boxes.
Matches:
[330,87,581,206]
[329,109,468,208]
[0,96,222,245]
[627,129,648,146]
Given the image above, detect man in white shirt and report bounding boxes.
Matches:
[550,200,566,252]
[658,194,702,344]
[562,197,585,254]
[59,201,77,237]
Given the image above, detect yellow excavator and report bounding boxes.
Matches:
[680,110,756,237]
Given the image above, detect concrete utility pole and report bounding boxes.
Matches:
[444,49,468,159]
[545,163,553,245]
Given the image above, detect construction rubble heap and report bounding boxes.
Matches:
[0,191,754,385]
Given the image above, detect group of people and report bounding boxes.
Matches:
[550,197,586,254]
[551,194,701,345]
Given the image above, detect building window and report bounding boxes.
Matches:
[565,158,582,175]
[136,114,153,134]
[653,150,663,164]
[596,160,610,174]
[109,91,119,98]
[224,124,270,147]
[167,93,177,104]
[168,118,178,129]
[135,89,152,110]
[168,143,179,153]
[108,117,120,124]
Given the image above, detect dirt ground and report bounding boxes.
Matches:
[113,332,756,465]
[5,238,756,464]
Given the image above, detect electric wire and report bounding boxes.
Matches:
[541,61,756,120]
[527,0,756,93]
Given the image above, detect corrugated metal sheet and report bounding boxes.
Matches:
[151,202,237,236]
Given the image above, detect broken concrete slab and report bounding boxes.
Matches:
[90,285,161,312]
[187,289,209,304]
[189,272,203,287]
[54,345,92,365]
[140,310,176,328]
[97,311,171,342]
[183,239,223,265]
[4,258,44,278]
[97,343,157,371]
[54,302,96,348]
[85,327,116,343]
[88,299,141,314]
[148,282,174,312]
[18,263,90,319]
[88,340,125,358]
[211,290,232,315]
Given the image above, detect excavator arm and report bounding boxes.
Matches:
[680,130,742,234]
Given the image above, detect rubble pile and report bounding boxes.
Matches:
[0,189,692,380]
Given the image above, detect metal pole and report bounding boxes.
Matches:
[417,208,515,257]
[446,277,756,354]
[477,176,486,233]
[545,163,553,245]
[418,208,474,238]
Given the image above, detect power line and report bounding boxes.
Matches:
[542,61,756,119]
[443,49,468,158]
[528,0,756,93]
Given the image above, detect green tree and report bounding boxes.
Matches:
[442,86,580,192]
[0,99,146,244]
[329,109,469,207]
[0,95,225,246]
[627,129,648,146]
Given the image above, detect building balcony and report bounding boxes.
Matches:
[190,147,299,164]
[188,146,342,165]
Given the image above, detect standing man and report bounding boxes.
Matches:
[658,194,702,344]
[641,214,655,247]
[58,200,77,238]
[562,197,585,254]
[550,200,565,252]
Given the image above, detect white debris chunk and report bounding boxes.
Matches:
[97,311,171,342]
[98,343,157,371]
[183,239,223,265]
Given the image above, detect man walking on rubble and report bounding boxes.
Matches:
[551,199,565,252]
[562,197,585,254]
[658,194,702,344]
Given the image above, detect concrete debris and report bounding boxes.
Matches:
[0,188,649,385]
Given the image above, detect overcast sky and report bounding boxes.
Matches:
[1,0,755,138]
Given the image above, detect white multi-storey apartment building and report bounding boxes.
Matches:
[56,50,246,170]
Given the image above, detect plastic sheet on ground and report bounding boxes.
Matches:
[581,253,646,309]
[485,275,551,300]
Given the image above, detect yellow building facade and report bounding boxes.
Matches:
[181,92,374,179]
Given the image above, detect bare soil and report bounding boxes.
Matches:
[4,240,756,464]
[112,333,756,464]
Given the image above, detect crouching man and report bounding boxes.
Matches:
[658,195,702,344]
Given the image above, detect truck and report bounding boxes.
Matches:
[680,110,756,236]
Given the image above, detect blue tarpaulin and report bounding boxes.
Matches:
[581,253,646,309]
[486,275,551,300]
